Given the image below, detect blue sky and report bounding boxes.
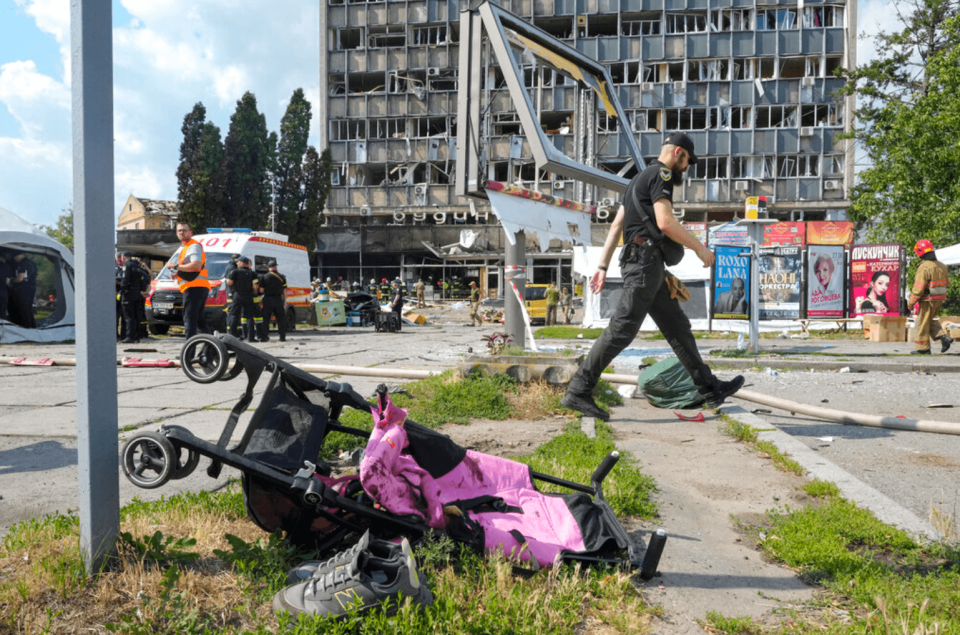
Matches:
[1,0,894,229]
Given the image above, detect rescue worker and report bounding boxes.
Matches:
[11,251,37,329]
[223,254,241,335]
[389,279,405,331]
[119,252,142,343]
[134,257,152,340]
[561,131,743,421]
[414,278,426,308]
[334,276,343,291]
[367,278,379,296]
[380,277,392,301]
[468,281,481,327]
[561,285,574,324]
[259,260,288,342]
[226,256,258,342]
[908,239,953,355]
[115,253,125,338]
[0,250,12,321]
[545,281,560,326]
[165,221,210,339]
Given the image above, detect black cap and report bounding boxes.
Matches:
[268,260,278,268]
[663,131,698,165]
[122,251,134,258]
[237,256,251,264]
[231,253,241,261]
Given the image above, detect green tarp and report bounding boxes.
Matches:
[638,358,705,409]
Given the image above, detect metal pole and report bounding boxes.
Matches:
[749,224,762,352]
[71,0,119,574]
[505,230,526,349]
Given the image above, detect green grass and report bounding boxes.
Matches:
[717,415,804,476]
[803,478,841,499]
[533,325,604,339]
[704,611,760,634]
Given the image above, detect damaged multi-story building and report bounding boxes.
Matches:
[316,0,856,298]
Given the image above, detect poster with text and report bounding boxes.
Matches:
[707,222,750,247]
[682,222,707,244]
[849,244,902,317]
[806,245,846,318]
[758,246,802,320]
[712,244,751,319]
[807,221,855,245]
[762,221,806,247]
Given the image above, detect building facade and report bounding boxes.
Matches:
[117,195,180,232]
[317,0,856,294]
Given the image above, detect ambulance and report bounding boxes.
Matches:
[146,229,311,335]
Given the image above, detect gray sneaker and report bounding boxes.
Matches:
[273,539,432,619]
[285,530,407,585]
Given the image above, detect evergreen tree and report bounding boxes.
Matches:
[294,147,333,253]
[176,103,214,229]
[273,89,312,238]
[222,92,273,229]
[195,122,225,228]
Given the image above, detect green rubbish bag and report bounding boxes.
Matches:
[638,358,705,409]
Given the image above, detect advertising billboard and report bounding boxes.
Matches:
[707,222,750,247]
[762,221,806,247]
[806,245,845,318]
[849,244,902,317]
[758,246,802,320]
[807,221,855,246]
[712,244,751,319]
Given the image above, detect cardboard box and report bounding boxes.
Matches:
[315,300,346,326]
[403,310,426,325]
[869,316,907,342]
[862,314,883,340]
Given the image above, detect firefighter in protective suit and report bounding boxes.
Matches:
[908,239,953,355]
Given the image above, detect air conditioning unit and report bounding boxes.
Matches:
[576,15,587,26]
[427,67,441,77]
[801,77,815,87]
[360,205,372,216]
[414,184,428,196]
[734,180,750,191]
[673,81,686,92]
[800,127,814,137]
[600,197,616,207]
[641,82,655,91]
[824,180,841,190]
[553,181,565,189]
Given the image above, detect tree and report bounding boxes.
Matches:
[294,147,334,253]
[41,205,74,252]
[842,11,960,310]
[222,92,273,229]
[177,104,212,229]
[273,89,312,238]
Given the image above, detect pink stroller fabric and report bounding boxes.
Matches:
[360,395,591,568]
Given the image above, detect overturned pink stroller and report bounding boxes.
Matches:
[121,334,666,577]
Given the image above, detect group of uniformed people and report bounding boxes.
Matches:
[0,249,38,328]
[223,254,288,342]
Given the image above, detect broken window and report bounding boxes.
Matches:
[691,59,730,82]
[369,119,406,139]
[798,155,820,177]
[803,5,844,28]
[688,157,728,180]
[368,25,406,49]
[754,105,797,129]
[825,154,845,175]
[622,19,661,36]
[665,12,707,34]
[663,108,709,130]
[330,120,366,141]
[631,109,661,132]
[757,8,797,31]
[333,27,363,50]
[586,14,618,37]
[348,71,385,94]
[710,8,753,32]
[413,26,447,46]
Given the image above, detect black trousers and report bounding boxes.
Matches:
[228,295,256,340]
[567,243,716,397]
[261,300,285,339]
[182,287,209,340]
[121,297,140,341]
[13,288,35,329]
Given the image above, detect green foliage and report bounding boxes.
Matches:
[40,205,73,252]
[804,478,841,499]
[704,611,760,634]
[3,509,79,551]
[842,9,960,311]
[213,532,298,598]
[534,326,604,339]
[481,331,513,355]
[176,104,224,230]
[222,92,273,229]
[274,89,311,239]
[119,487,246,522]
[518,422,657,518]
[105,566,217,635]
[405,371,516,427]
[295,145,332,252]
[119,530,200,566]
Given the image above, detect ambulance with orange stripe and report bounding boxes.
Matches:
[146,229,311,336]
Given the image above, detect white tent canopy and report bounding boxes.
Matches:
[936,243,960,266]
[0,205,76,343]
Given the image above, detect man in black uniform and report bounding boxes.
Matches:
[119,252,142,343]
[561,132,744,421]
[389,278,405,331]
[0,251,12,321]
[115,253,125,339]
[226,256,258,341]
[259,260,288,342]
[134,257,152,339]
[11,251,38,329]
[222,254,241,334]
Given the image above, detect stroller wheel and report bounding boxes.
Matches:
[180,334,228,384]
[171,445,201,480]
[122,431,176,489]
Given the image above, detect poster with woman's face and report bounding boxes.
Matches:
[849,244,902,317]
[807,245,845,318]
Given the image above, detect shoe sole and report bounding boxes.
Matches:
[560,394,611,421]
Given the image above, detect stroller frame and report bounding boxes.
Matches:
[121,333,664,575]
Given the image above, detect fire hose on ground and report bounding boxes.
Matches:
[4,357,960,436]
